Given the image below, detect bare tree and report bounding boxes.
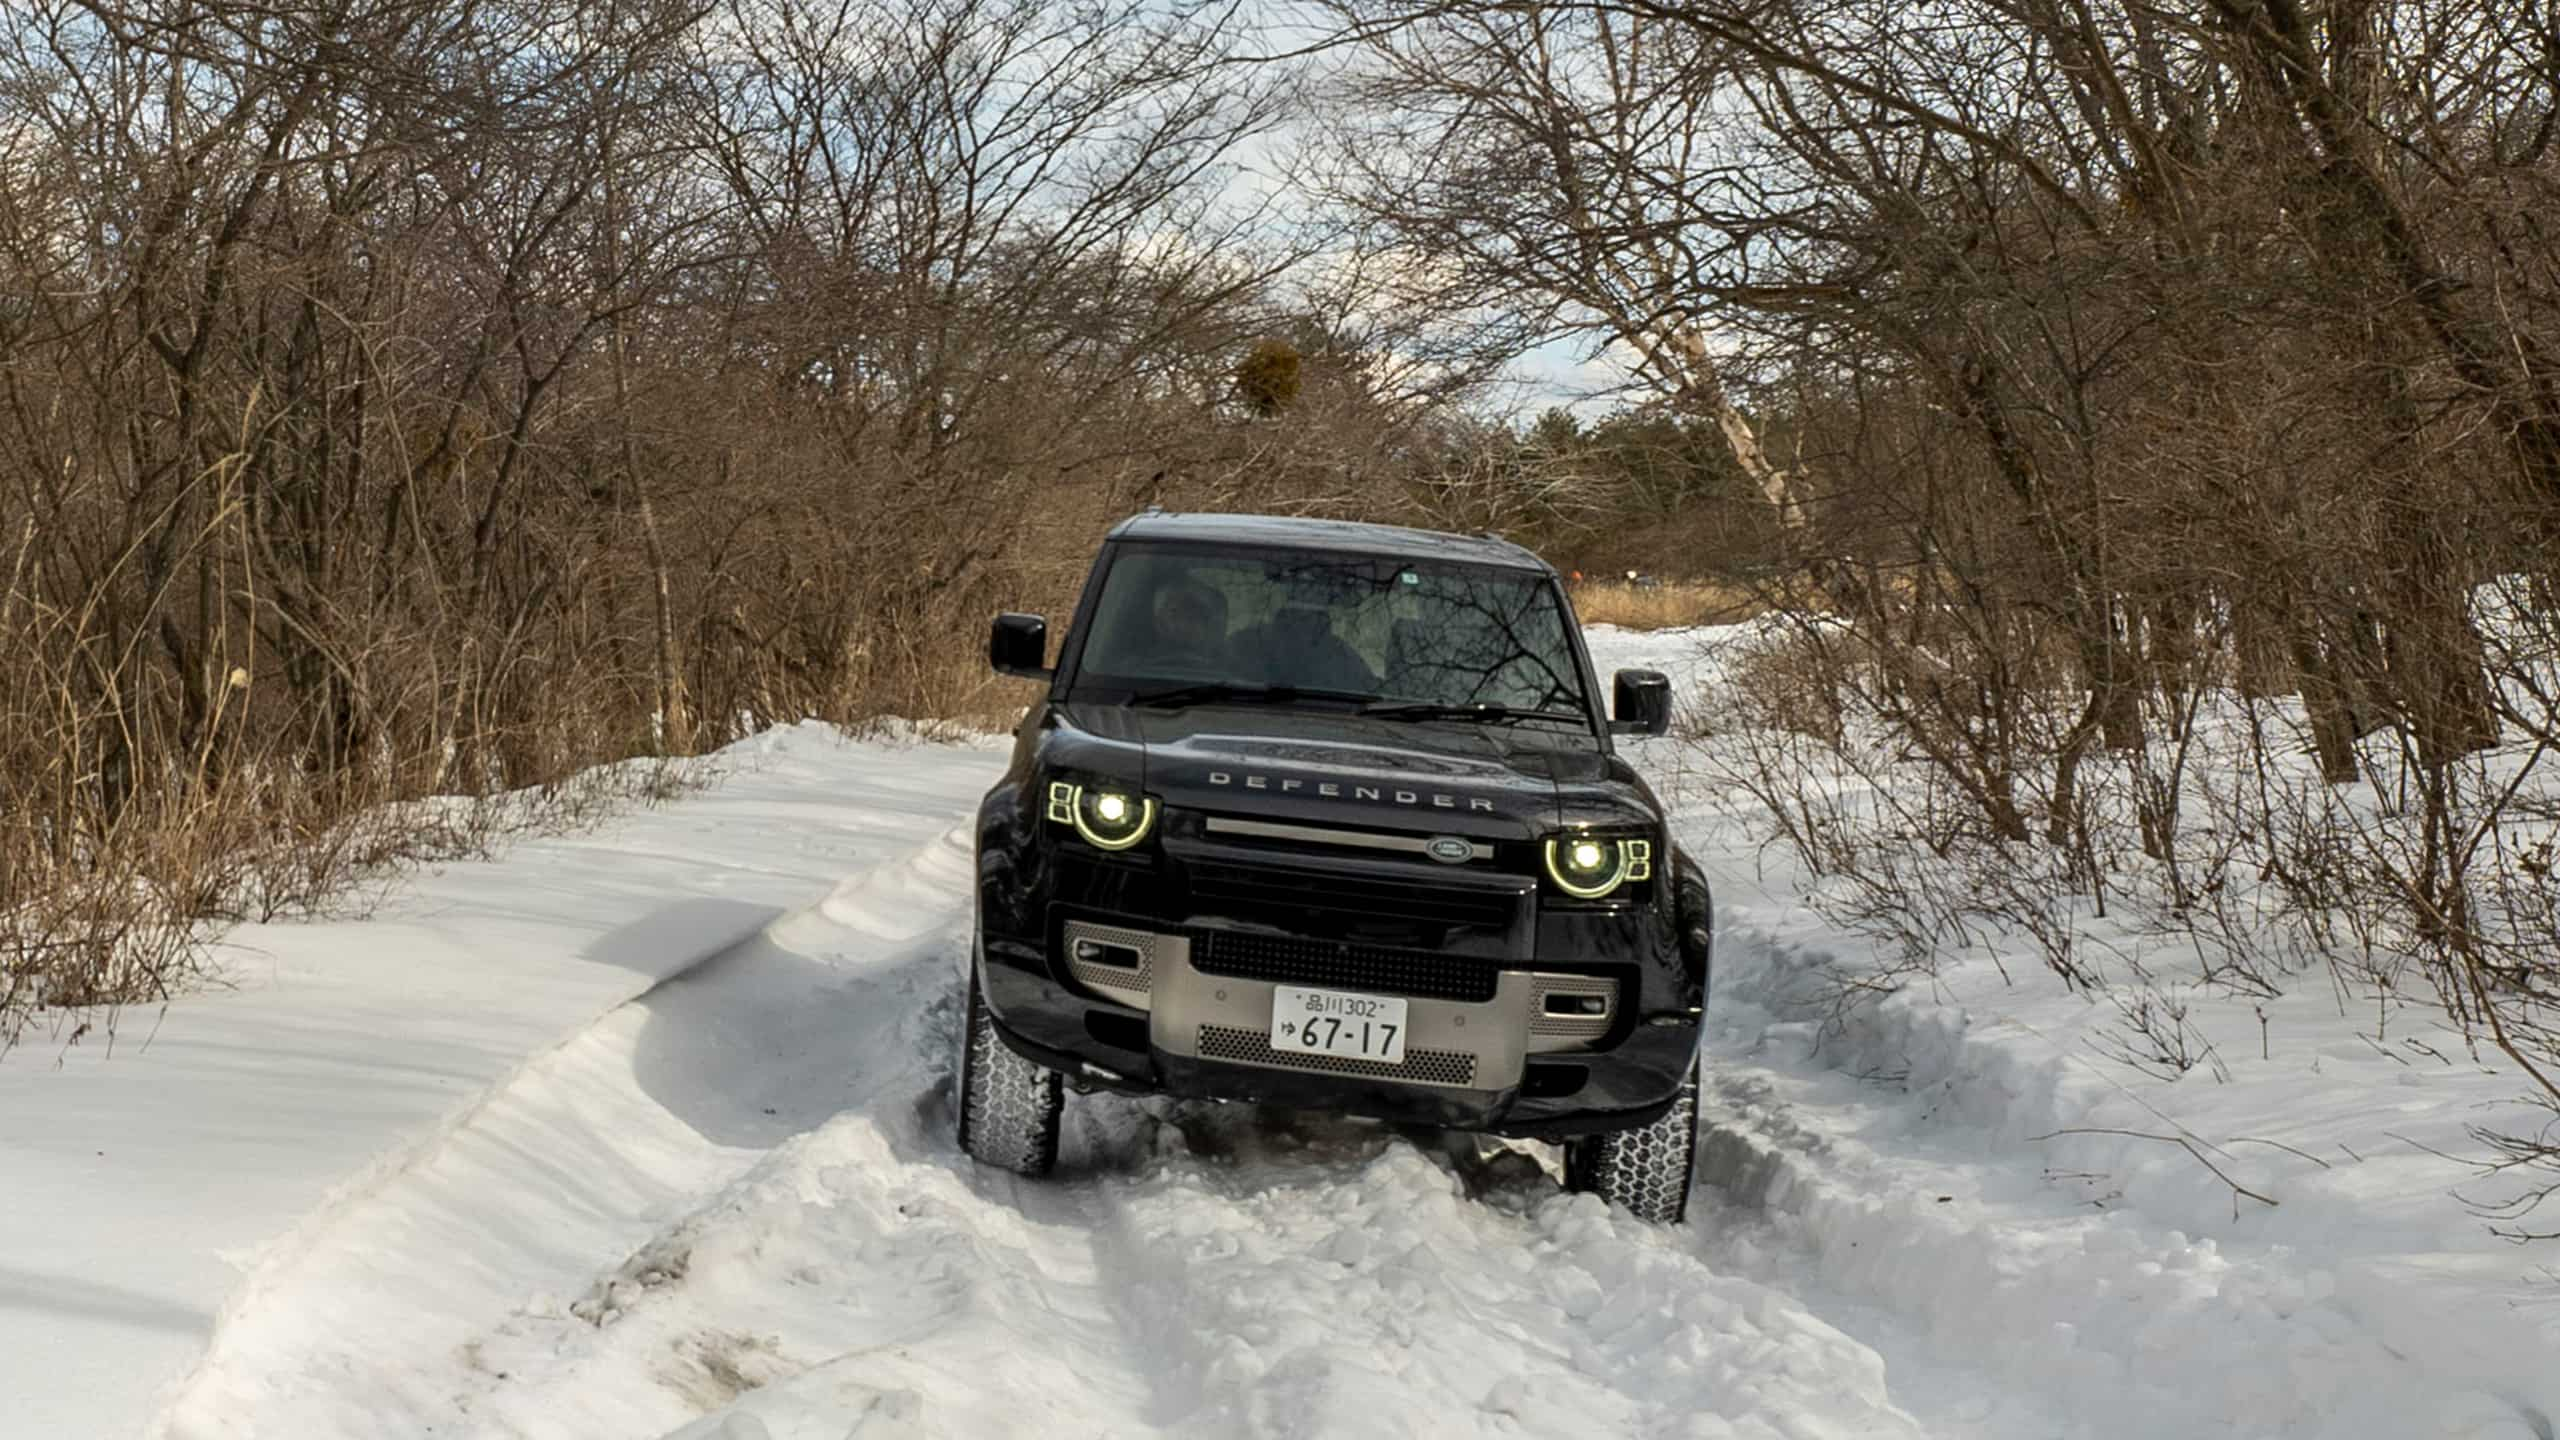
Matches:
[0,0,1446,1043]
[1302,2,1820,544]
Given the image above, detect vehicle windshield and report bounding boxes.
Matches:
[1069,544,1591,719]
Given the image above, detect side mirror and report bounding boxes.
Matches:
[1611,668,1673,737]
[990,613,1051,680]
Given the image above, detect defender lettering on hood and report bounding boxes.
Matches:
[1207,770,1499,813]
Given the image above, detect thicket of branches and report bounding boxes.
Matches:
[1315,0,2560,1214]
[0,0,1519,1041]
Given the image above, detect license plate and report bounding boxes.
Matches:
[1269,985,1409,1064]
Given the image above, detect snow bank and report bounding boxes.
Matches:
[0,724,1003,1440]
[1690,917,2560,1440]
[1608,621,2560,1440]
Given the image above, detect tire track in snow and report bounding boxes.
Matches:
[429,986,1942,1440]
[1055,1102,1931,1440]
[396,935,2026,1440]
[444,934,1170,1440]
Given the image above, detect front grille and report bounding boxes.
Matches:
[1192,931,1498,1003]
[1197,1024,1478,1087]
[1185,860,1522,933]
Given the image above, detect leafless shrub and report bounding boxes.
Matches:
[1717,627,1847,745]
[2466,1101,2560,1243]
[2091,986,2232,1085]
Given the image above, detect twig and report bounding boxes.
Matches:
[2033,1127,2280,1213]
[2227,1136,2332,1169]
[2383,1130,2486,1170]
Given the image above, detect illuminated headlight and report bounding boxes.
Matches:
[1047,781,1158,851]
[1542,834,1653,899]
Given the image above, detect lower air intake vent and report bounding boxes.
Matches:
[1062,921,1157,1009]
[1196,1025,1478,1088]
[1527,975,1617,1040]
[1193,932,1498,1003]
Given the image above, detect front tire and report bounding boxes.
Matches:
[957,954,1062,1176]
[1563,1066,1699,1223]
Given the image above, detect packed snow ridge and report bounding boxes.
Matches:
[0,635,2551,1440]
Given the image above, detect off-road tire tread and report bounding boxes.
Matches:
[958,961,1062,1176]
[1564,1066,1699,1223]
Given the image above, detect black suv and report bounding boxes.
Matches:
[960,512,1709,1221]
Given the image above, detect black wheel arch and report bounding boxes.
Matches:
[1671,845,1713,1012]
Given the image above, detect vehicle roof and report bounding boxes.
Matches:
[1105,511,1552,572]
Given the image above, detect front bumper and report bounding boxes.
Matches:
[977,916,1702,1138]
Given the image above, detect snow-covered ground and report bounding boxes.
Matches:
[1589,623,2560,1439]
[0,725,1006,1440]
[4,632,2554,1439]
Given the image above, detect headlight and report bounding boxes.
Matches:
[1047,780,1158,851]
[1542,833,1653,899]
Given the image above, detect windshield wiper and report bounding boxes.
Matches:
[1356,700,1588,726]
[1129,681,1380,710]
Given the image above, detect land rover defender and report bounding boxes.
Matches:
[960,513,1709,1221]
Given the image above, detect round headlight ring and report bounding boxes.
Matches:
[1544,835,1631,899]
[1066,784,1157,851]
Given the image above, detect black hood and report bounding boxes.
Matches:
[1048,702,1612,838]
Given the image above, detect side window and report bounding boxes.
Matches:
[1079,552,1154,670]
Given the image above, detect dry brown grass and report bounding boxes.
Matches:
[1569,579,1763,630]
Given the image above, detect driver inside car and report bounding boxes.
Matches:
[1237,595,1378,694]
